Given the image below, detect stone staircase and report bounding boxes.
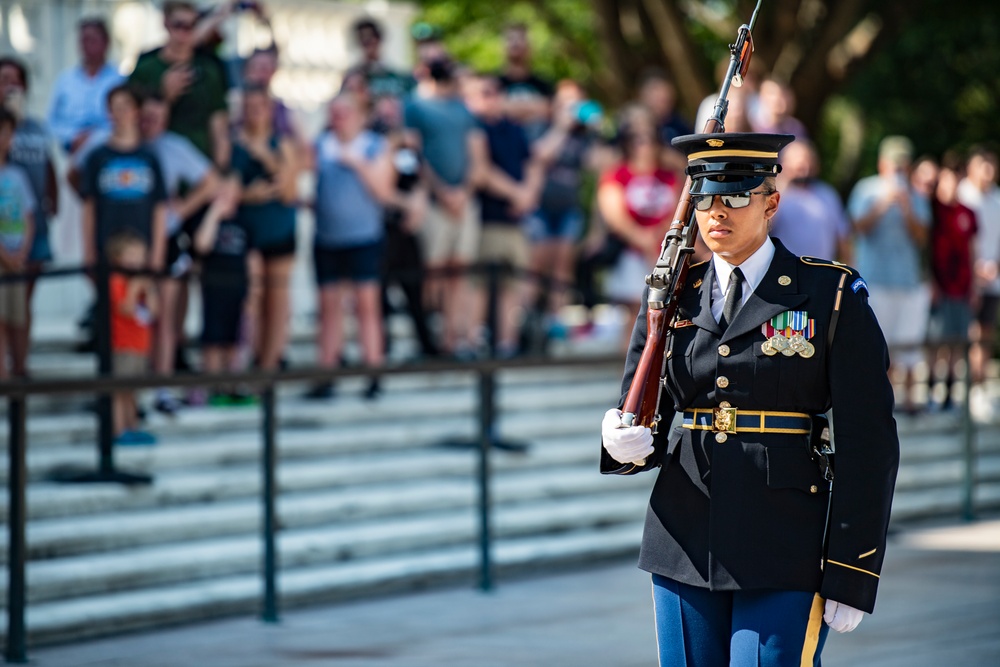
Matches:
[1,344,999,647]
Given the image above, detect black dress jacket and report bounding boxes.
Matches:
[602,238,899,613]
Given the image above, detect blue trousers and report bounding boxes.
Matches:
[652,574,830,667]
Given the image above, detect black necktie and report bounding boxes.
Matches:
[720,267,744,330]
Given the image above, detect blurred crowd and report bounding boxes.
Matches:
[0,1,996,443]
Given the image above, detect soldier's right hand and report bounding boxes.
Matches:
[601,408,654,465]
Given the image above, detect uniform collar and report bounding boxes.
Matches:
[692,238,808,341]
[712,236,775,299]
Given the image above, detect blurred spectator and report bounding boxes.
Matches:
[772,139,851,261]
[0,107,35,378]
[847,135,931,414]
[71,90,219,412]
[498,23,553,132]
[637,69,691,172]
[751,78,808,139]
[340,70,373,116]
[193,176,256,405]
[411,23,447,99]
[910,155,939,199]
[527,80,600,339]
[107,231,158,444]
[142,92,218,412]
[349,17,416,100]
[308,93,394,399]
[597,108,679,348]
[958,147,1000,389]
[47,17,124,155]
[0,57,59,348]
[241,48,302,144]
[128,0,230,167]
[231,86,299,372]
[695,57,760,133]
[466,73,541,357]
[929,157,977,411]
[80,85,168,288]
[371,94,439,360]
[404,58,485,357]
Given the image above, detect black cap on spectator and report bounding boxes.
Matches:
[428,57,454,82]
[411,22,442,43]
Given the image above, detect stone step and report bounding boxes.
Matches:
[7,492,651,604]
[0,366,621,451]
[1,523,645,646]
[1,387,618,484]
[6,464,652,562]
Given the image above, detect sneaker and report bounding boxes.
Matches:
[185,388,208,407]
[154,395,183,417]
[362,378,382,400]
[304,382,335,400]
[208,393,231,407]
[115,430,158,446]
[227,390,259,407]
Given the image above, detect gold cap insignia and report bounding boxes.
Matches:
[706,139,725,148]
[778,275,792,286]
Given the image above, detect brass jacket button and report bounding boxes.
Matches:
[716,376,730,388]
[715,432,728,443]
[718,344,731,357]
[810,485,819,494]
[719,401,731,409]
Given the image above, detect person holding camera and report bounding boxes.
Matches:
[847,136,931,415]
[128,1,230,168]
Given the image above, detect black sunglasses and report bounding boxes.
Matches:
[690,190,775,211]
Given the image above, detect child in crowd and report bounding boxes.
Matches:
[194,175,257,406]
[0,107,35,379]
[107,230,158,445]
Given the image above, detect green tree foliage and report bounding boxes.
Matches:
[412,0,1000,179]
[845,0,1000,174]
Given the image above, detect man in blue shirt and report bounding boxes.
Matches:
[848,135,931,414]
[47,17,124,156]
[465,73,541,357]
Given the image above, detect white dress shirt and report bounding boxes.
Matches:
[710,236,776,323]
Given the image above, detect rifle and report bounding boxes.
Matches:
[620,0,764,438]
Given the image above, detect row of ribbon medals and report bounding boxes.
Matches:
[761,311,816,358]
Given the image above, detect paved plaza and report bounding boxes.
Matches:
[30,517,1000,667]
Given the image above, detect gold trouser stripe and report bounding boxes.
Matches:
[800,594,825,667]
[687,148,780,161]
[827,559,880,579]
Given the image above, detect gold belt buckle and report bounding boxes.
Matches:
[713,405,738,434]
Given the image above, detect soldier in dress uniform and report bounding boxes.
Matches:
[600,132,899,666]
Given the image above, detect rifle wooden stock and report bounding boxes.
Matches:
[617,1,761,432]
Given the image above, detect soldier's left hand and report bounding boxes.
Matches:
[824,599,864,633]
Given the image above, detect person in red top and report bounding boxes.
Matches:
[930,159,978,410]
[107,230,159,445]
[597,106,680,348]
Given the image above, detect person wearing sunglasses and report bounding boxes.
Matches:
[600,132,899,666]
[128,1,230,169]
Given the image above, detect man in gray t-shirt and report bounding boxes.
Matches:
[402,57,487,356]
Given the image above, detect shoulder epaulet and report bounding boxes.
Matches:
[799,256,855,275]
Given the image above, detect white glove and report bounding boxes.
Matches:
[601,408,654,465]
[824,599,864,633]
